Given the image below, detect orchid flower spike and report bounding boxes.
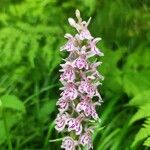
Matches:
[54,9,104,150]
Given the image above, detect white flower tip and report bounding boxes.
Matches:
[60,47,64,52]
[101,75,104,80]
[97,37,102,41]
[75,9,82,23]
[87,17,92,26]
[98,118,101,123]
[81,45,86,51]
[100,52,104,56]
[75,9,80,18]
[64,33,72,39]
[68,18,76,27]
[94,37,102,43]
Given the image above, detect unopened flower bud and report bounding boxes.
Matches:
[68,18,76,27]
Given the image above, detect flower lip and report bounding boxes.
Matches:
[60,82,78,100]
[66,113,84,135]
[79,130,93,149]
[60,65,76,82]
[55,113,69,132]
[61,136,77,150]
[57,98,69,113]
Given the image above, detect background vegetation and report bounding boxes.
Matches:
[0,0,149,149]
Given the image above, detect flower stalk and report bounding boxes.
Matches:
[54,9,104,150]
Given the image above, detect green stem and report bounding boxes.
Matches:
[34,82,40,121]
[1,100,13,150]
[49,138,63,142]
[44,122,55,147]
[24,84,60,104]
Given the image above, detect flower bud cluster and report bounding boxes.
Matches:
[55,10,104,150]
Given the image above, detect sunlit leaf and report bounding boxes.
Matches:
[1,95,25,113]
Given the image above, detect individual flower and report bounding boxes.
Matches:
[56,98,69,113]
[55,113,69,132]
[73,55,89,70]
[88,61,104,80]
[61,136,77,150]
[60,34,78,52]
[76,97,99,120]
[60,64,76,82]
[60,83,78,100]
[79,130,93,149]
[78,21,93,40]
[76,99,92,117]
[66,114,84,135]
[88,38,104,56]
[78,79,96,97]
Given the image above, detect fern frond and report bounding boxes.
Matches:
[144,137,150,147]
[128,90,150,107]
[132,118,150,147]
[129,104,150,125]
[123,71,150,97]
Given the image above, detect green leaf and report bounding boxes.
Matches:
[82,0,96,15]
[0,112,23,144]
[93,126,105,141]
[0,120,6,144]
[124,46,150,70]
[100,48,123,95]
[128,90,150,107]
[38,100,55,122]
[144,137,150,147]
[0,95,25,113]
[96,128,120,150]
[123,71,150,96]
[129,104,150,125]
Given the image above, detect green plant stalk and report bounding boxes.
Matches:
[1,101,13,150]
[44,122,55,147]
[35,82,40,120]
[49,138,63,142]
[24,84,60,104]
[19,133,38,147]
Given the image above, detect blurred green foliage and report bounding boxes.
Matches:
[0,0,150,149]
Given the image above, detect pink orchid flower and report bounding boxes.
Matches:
[55,9,104,150]
[60,83,78,100]
[61,136,77,150]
